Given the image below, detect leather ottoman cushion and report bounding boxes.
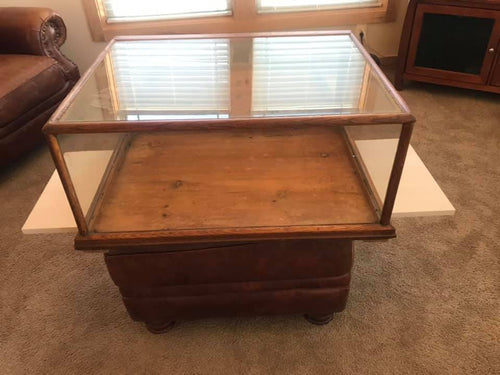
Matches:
[0,54,66,132]
[105,239,353,287]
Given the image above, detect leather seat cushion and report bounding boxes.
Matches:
[0,54,66,130]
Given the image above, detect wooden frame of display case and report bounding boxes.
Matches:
[44,31,414,249]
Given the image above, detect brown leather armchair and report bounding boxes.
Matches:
[0,7,79,167]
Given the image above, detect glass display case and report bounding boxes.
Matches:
[45,31,414,247]
[43,31,415,332]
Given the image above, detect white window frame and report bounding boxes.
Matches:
[256,0,382,14]
[103,1,233,23]
[83,0,396,42]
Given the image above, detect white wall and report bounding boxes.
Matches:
[0,0,407,72]
[366,0,407,57]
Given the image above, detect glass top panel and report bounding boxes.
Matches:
[57,34,405,123]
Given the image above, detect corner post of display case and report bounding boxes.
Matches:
[380,121,415,225]
[45,133,89,235]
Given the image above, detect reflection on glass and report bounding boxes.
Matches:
[252,35,365,115]
[58,34,404,123]
[59,62,117,122]
[113,39,230,120]
[126,114,230,120]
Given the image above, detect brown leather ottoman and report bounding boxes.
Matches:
[104,239,353,333]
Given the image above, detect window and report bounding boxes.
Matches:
[103,0,231,23]
[257,0,380,13]
[83,0,394,41]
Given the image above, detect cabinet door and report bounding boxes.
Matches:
[406,4,499,85]
[490,40,500,87]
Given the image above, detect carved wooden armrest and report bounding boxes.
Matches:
[0,7,79,81]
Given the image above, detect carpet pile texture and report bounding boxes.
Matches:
[1,74,499,374]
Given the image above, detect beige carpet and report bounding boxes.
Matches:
[1,73,499,374]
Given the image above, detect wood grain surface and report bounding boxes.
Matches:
[90,127,377,233]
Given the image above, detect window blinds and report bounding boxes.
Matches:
[252,35,366,115]
[103,0,231,23]
[258,0,380,13]
[111,39,230,119]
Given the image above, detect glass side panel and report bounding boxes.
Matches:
[415,13,494,75]
[58,133,125,226]
[251,36,396,116]
[57,34,405,123]
[56,125,405,234]
[344,124,402,212]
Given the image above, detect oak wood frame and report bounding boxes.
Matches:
[74,224,396,250]
[380,121,414,225]
[82,0,396,42]
[43,31,414,249]
[395,0,500,93]
[45,134,89,235]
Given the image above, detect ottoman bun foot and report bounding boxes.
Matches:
[146,321,176,334]
[304,313,334,325]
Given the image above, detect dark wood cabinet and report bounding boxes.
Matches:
[396,0,500,93]
[491,39,500,86]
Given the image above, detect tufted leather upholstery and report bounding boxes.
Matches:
[0,7,79,167]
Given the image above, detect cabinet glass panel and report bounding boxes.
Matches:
[415,13,494,75]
